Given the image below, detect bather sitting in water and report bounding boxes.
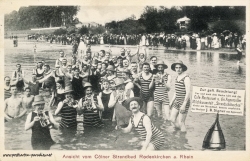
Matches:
[118,97,165,150]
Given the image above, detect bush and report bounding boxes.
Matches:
[89,26,106,35]
[53,28,67,35]
[78,26,89,35]
[67,26,77,34]
[210,20,245,35]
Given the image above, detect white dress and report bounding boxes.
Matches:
[196,38,201,50]
[213,36,219,49]
[100,36,104,45]
[78,40,86,58]
[140,35,146,46]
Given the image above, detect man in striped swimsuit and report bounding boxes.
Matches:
[138,63,154,117]
[119,97,164,150]
[169,60,191,132]
[149,60,171,122]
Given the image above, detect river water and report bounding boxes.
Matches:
[4,39,246,150]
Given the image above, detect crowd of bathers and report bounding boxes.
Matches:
[4,43,192,151]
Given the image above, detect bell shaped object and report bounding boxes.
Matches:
[202,113,226,150]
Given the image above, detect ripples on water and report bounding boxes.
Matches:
[4,40,246,150]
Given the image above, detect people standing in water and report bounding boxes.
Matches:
[149,60,171,122]
[25,95,59,150]
[12,64,25,92]
[21,87,35,112]
[98,79,113,121]
[4,76,12,100]
[118,97,164,150]
[108,78,134,127]
[4,85,27,122]
[137,63,154,117]
[55,86,78,136]
[77,83,104,132]
[170,60,191,132]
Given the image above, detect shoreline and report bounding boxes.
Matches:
[6,38,245,55]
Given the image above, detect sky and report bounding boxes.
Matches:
[2,5,146,25]
[77,6,145,25]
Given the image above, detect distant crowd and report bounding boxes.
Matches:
[23,30,246,51]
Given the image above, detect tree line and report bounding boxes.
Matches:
[4,6,246,35]
[105,6,246,34]
[4,6,80,31]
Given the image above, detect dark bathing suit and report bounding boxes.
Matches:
[30,111,54,150]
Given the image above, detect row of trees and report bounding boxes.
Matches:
[105,6,246,34]
[53,25,106,35]
[4,6,246,35]
[4,6,80,30]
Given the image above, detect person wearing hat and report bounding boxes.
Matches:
[25,95,58,150]
[55,86,78,136]
[118,97,164,150]
[109,78,134,107]
[108,78,134,127]
[169,60,191,132]
[149,60,171,122]
[77,82,104,130]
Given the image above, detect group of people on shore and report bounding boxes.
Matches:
[25,29,246,52]
[5,42,192,151]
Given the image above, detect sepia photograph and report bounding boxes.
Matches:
[0,0,249,160]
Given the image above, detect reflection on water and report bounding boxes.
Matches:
[4,40,246,150]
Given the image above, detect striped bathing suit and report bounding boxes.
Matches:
[154,74,169,105]
[59,103,77,129]
[172,76,190,113]
[131,114,164,150]
[82,95,104,128]
[139,74,154,102]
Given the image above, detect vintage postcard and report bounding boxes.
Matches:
[0,0,249,161]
